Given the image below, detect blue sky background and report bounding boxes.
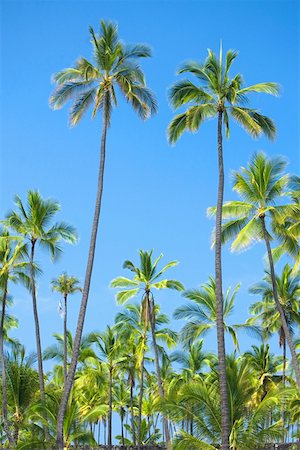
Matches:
[1,0,299,371]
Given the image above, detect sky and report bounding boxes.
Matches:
[1,0,300,371]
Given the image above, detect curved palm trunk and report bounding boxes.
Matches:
[0,286,15,446]
[121,410,125,446]
[215,109,230,450]
[63,294,68,385]
[30,241,49,439]
[260,216,300,387]
[147,292,171,447]
[108,365,113,450]
[130,375,136,445]
[137,353,145,450]
[56,93,109,450]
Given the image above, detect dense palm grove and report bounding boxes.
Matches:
[1,20,300,450]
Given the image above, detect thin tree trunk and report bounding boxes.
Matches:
[108,365,113,450]
[0,287,15,446]
[64,294,68,386]
[121,411,125,446]
[138,353,145,450]
[260,215,300,387]
[282,330,286,442]
[215,109,230,450]
[130,376,136,445]
[30,240,49,439]
[56,92,109,450]
[147,292,171,447]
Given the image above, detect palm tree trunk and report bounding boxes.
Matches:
[147,292,171,447]
[64,294,68,386]
[215,109,230,450]
[260,215,300,387]
[0,286,15,446]
[30,240,49,439]
[108,365,113,450]
[130,376,136,445]
[56,92,109,450]
[121,411,125,446]
[138,353,145,450]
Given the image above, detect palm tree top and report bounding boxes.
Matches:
[168,45,279,143]
[110,249,184,304]
[207,152,299,253]
[50,20,157,126]
[4,190,77,259]
[51,272,82,297]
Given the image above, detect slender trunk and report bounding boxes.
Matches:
[121,411,125,446]
[108,365,113,450]
[215,109,230,450]
[0,286,15,446]
[97,420,100,445]
[147,292,171,447]
[104,418,107,445]
[130,376,136,445]
[30,240,49,439]
[56,92,109,450]
[282,330,286,442]
[260,216,300,387]
[138,353,145,450]
[64,294,68,386]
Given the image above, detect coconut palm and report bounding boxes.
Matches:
[5,190,77,419]
[168,46,278,450]
[174,276,258,350]
[51,273,82,384]
[208,152,300,387]
[249,265,300,385]
[162,355,286,450]
[244,344,283,403]
[111,250,184,446]
[86,326,126,450]
[50,20,156,448]
[0,230,29,445]
[5,345,39,444]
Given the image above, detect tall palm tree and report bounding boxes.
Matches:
[87,326,126,450]
[111,250,183,447]
[51,273,82,384]
[50,21,156,449]
[168,45,278,450]
[0,230,28,446]
[174,276,258,350]
[5,191,77,419]
[249,264,300,385]
[208,152,300,386]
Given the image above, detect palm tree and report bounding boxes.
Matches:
[244,344,283,403]
[111,250,183,447]
[5,191,77,418]
[51,273,82,384]
[174,276,258,350]
[162,355,285,450]
[5,345,39,444]
[249,264,300,385]
[0,230,29,446]
[50,21,156,449]
[87,326,126,450]
[168,45,278,450]
[208,152,300,386]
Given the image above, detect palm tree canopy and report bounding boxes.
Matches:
[110,249,184,305]
[168,46,279,143]
[50,20,157,126]
[207,152,300,253]
[5,190,77,260]
[174,276,259,349]
[51,273,82,298]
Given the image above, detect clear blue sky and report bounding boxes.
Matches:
[1,0,299,367]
